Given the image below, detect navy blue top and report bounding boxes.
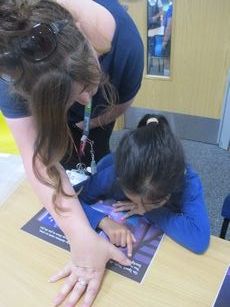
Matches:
[0,0,144,124]
[163,3,173,28]
[77,153,210,254]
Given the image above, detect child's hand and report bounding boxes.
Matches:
[99,217,136,257]
[113,201,146,218]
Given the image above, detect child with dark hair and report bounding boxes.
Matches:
[78,114,210,255]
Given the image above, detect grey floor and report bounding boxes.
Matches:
[110,130,230,240]
[0,133,229,239]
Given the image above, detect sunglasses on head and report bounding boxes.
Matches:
[0,19,68,83]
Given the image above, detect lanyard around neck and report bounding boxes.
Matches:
[80,100,92,156]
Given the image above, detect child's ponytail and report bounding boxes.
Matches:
[116,113,186,210]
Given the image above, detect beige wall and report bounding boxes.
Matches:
[120,0,230,119]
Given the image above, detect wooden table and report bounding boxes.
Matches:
[0,180,229,307]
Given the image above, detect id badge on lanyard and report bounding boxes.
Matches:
[79,100,97,174]
[80,100,92,155]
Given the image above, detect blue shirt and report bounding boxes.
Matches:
[163,3,173,28]
[0,0,144,124]
[77,153,210,254]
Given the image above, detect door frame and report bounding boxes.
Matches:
[218,69,230,150]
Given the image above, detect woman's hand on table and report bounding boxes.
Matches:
[49,229,131,307]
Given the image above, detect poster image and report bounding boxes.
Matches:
[212,266,230,307]
[22,200,164,283]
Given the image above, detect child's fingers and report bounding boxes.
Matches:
[113,201,129,208]
[113,202,134,210]
[110,233,116,245]
[126,233,133,257]
[120,232,127,248]
[113,206,126,212]
[121,210,135,220]
[113,204,135,213]
[115,232,121,246]
[131,233,137,243]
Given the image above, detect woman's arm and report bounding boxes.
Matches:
[6,116,91,232]
[90,99,133,128]
[6,116,131,306]
[75,99,133,130]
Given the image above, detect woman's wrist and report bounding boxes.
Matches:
[67,223,97,247]
[54,206,92,241]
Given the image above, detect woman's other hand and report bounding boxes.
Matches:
[49,229,131,307]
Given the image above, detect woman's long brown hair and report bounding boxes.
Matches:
[0,0,117,210]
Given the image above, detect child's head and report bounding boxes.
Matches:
[115,114,185,211]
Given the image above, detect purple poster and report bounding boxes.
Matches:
[21,200,164,283]
[213,266,230,307]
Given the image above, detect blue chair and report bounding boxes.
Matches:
[220,194,230,239]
